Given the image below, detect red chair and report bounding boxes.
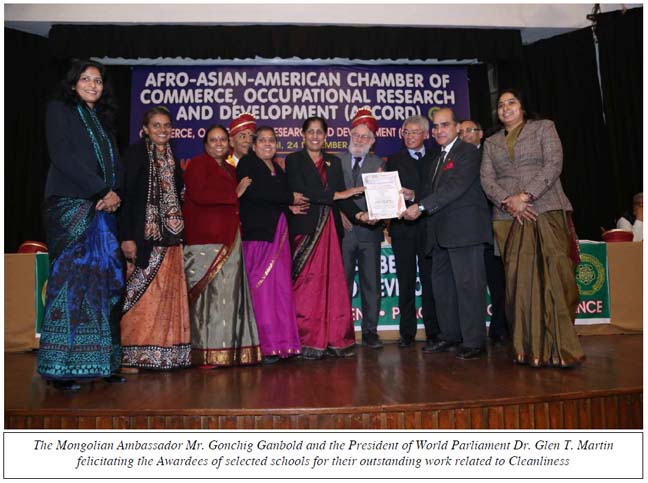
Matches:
[17,240,48,253]
[601,229,633,243]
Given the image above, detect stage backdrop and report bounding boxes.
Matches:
[129,65,470,163]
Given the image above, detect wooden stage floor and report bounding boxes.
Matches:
[5,334,642,430]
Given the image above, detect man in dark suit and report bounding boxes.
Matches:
[386,115,440,349]
[340,108,385,349]
[402,108,491,359]
[459,119,509,344]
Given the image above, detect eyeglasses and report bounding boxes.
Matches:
[431,122,455,130]
[459,128,482,134]
[351,134,372,141]
[402,129,424,136]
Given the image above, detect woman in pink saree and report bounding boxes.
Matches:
[237,126,308,363]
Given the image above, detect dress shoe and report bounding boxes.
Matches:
[361,336,384,349]
[326,346,356,357]
[456,346,484,360]
[300,347,324,360]
[48,380,81,392]
[422,339,458,353]
[421,338,438,351]
[103,374,127,384]
[398,338,415,348]
[262,355,280,365]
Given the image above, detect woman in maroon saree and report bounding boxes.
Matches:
[285,117,372,360]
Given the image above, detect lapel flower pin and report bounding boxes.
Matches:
[325,160,331,167]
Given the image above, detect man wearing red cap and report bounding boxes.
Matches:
[227,113,256,167]
[340,107,385,349]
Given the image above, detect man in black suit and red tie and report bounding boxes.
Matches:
[386,115,440,350]
[402,108,491,359]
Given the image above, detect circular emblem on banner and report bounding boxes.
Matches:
[427,107,441,120]
[576,253,605,296]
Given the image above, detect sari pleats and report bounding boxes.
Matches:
[37,199,123,379]
[121,246,192,370]
[243,214,301,358]
[493,211,585,367]
[184,232,262,367]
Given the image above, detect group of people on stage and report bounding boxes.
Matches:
[37,59,585,392]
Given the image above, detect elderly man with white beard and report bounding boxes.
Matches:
[339,107,385,349]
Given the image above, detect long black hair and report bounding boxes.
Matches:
[55,59,118,131]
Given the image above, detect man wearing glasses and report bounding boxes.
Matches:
[402,108,491,360]
[340,107,385,349]
[458,120,484,149]
[386,116,440,350]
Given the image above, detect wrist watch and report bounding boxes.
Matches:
[418,203,426,213]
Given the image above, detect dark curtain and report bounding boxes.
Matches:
[4,29,58,251]
[48,24,523,62]
[521,28,613,240]
[596,7,643,220]
[466,63,493,131]
[107,66,133,154]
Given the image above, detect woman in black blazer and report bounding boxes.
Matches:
[37,60,124,391]
[237,126,308,363]
[284,116,370,360]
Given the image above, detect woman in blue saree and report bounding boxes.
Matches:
[36,60,126,391]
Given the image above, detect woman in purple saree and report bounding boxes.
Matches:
[237,126,309,363]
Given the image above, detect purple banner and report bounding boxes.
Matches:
[130,65,469,169]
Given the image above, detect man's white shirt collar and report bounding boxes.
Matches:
[442,136,459,154]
